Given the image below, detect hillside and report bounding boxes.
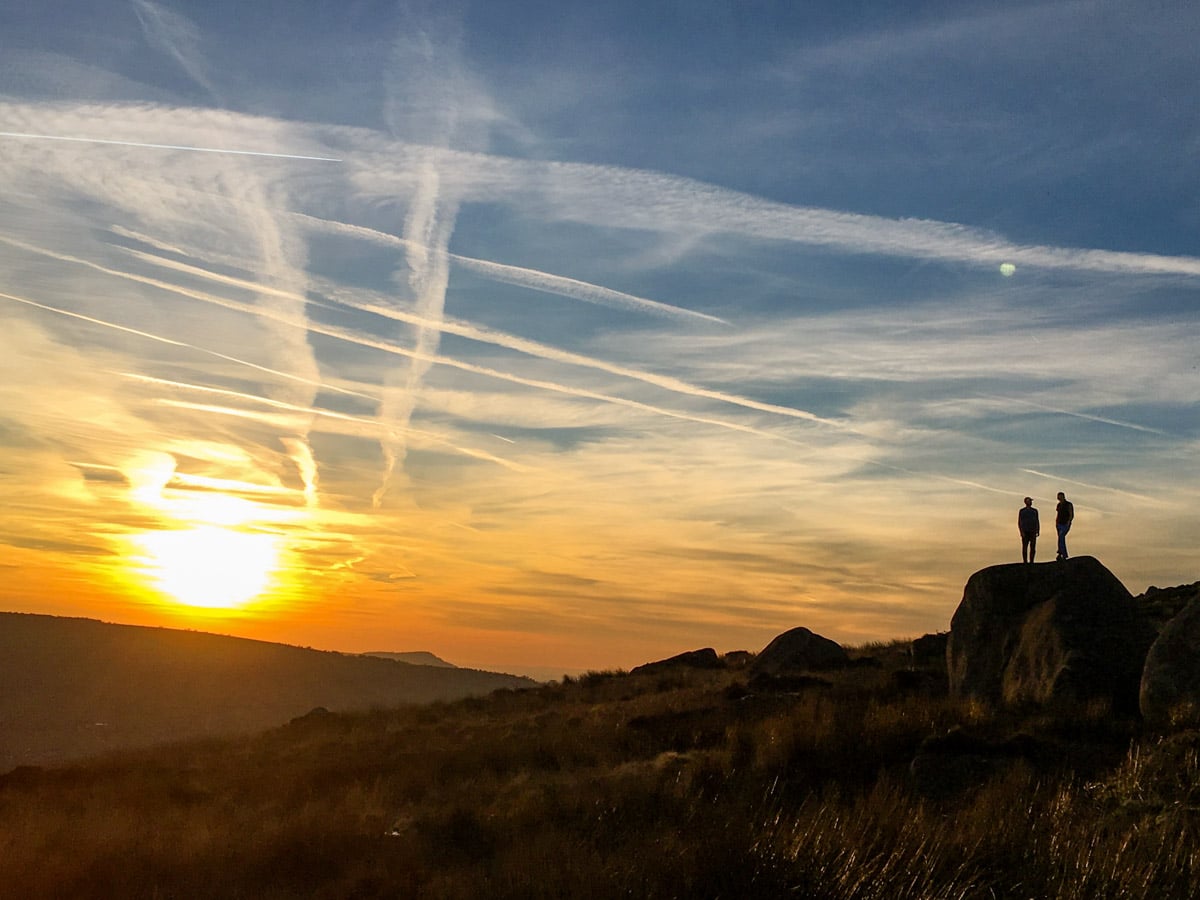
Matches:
[1,641,1196,899]
[0,612,535,769]
[5,567,1200,897]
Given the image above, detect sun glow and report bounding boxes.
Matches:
[130,526,283,609]
[118,451,309,611]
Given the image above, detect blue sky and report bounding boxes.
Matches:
[0,0,1196,676]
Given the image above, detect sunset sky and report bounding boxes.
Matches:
[1,0,1197,678]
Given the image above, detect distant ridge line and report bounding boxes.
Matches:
[0,612,535,770]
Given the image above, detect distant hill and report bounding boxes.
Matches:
[0,612,536,770]
[362,650,455,668]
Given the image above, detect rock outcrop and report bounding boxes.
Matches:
[1140,597,1200,725]
[947,557,1154,713]
[750,626,848,676]
[1136,582,1200,634]
[631,647,723,676]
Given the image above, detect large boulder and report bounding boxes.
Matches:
[1140,597,1200,725]
[947,557,1154,713]
[750,627,848,676]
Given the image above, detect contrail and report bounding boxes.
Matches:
[26,239,822,447]
[454,254,728,325]
[5,279,1016,497]
[5,231,1015,496]
[0,131,342,162]
[229,173,323,508]
[135,370,524,471]
[371,7,473,508]
[287,212,726,324]
[2,235,849,438]
[105,0,324,510]
[114,243,842,431]
[1019,468,1160,503]
[980,394,1167,435]
[338,138,1200,278]
[371,160,459,507]
[322,285,849,431]
[0,289,374,403]
[2,221,327,506]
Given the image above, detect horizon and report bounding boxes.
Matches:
[5,550,1190,683]
[1,1,1197,675]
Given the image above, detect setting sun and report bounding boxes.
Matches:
[130,526,282,610]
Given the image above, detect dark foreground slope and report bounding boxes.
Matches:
[1,642,1197,899]
[0,612,534,768]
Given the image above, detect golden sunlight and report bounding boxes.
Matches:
[130,526,282,609]
[115,451,321,612]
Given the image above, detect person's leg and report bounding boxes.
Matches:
[1056,524,1069,559]
[1029,534,1036,563]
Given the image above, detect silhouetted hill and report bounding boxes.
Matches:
[362,650,456,668]
[0,612,535,769]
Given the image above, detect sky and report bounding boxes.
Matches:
[0,0,1197,678]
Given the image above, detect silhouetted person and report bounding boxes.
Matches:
[1055,491,1074,560]
[1018,497,1039,563]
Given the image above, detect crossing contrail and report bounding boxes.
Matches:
[287,212,728,324]
[0,131,342,162]
[0,289,374,403]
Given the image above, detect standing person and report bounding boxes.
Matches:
[1055,491,1074,560]
[1018,497,1040,563]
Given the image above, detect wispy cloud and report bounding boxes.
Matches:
[130,0,219,99]
[344,142,1200,279]
[5,102,1199,281]
[0,0,1195,669]
[5,233,848,450]
[130,373,531,472]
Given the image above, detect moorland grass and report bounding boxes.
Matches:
[0,644,1196,898]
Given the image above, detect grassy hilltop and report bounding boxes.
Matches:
[1,639,1198,899]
